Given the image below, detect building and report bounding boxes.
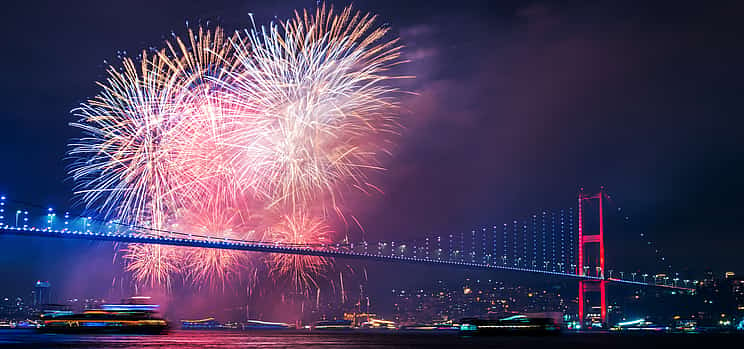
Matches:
[392,279,569,325]
[33,281,51,307]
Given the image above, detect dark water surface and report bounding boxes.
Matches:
[1,330,742,348]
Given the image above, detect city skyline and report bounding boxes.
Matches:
[1,0,743,336]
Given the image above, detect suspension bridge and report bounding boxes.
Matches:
[0,187,696,326]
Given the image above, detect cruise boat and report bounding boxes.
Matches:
[39,297,168,334]
[459,315,561,335]
[242,320,293,330]
[312,319,354,330]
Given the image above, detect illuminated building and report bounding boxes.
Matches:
[392,279,569,325]
[728,276,744,313]
[33,281,51,307]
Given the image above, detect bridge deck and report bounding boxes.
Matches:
[0,225,692,291]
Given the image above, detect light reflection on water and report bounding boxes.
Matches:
[2,330,464,348]
[1,329,742,348]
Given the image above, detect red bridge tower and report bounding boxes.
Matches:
[577,187,606,327]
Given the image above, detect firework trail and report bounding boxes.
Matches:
[68,27,245,287]
[67,4,408,291]
[177,196,261,290]
[123,244,183,289]
[68,51,181,229]
[223,3,406,213]
[268,212,333,290]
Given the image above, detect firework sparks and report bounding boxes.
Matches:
[123,244,183,289]
[67,4,408,290]
[268,212,333,291]
[223,3,406,213]
[177,195,262,290]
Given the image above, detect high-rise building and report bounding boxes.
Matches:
[33,280,51,307]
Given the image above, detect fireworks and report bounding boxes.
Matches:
[68,3,407,291]
[223,4,406,212]
[177,195,262,290]
[123,244,183,289]
[268,213,333,290]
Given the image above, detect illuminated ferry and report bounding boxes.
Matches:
[242,320,293,330]
[180,318,292,330]
[459,315,561,335]
[312,319,354,330]
[39,297,168,334]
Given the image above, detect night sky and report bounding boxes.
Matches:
[1,0,743,310]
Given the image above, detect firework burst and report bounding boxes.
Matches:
[123,244,183,289]
[268,212,333,291]
[223,3,406,213]
[68,51,182,229]
[68,4,408,290]
[177,194,262,290]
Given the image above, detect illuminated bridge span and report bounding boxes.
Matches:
[0,188,695,326]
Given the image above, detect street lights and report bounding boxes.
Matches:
[642,273,649,283]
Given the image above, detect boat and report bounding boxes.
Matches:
[38,297,168,334]
[181,318,226,330]
[242,320,293,330]
[398,323,461,333]
[459,315,561,335]
[312,319,354,330]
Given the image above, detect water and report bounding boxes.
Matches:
[1,330,742,348]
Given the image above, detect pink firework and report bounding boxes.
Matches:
[268,212,334,291]
[176,193,263,290]
[68,4,408,290]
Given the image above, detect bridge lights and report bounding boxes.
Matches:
[0,195,5,225]
[23,211,28,229]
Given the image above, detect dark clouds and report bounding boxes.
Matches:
[352,0,744,270]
